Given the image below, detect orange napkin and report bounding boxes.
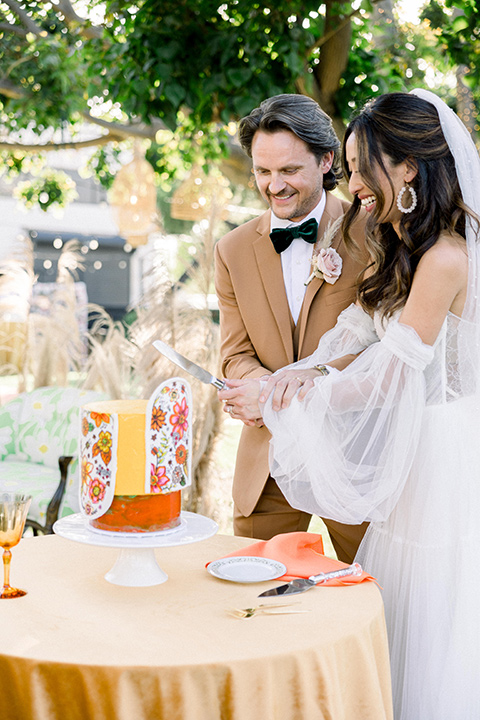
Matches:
[208,532,376,586]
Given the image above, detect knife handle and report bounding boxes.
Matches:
[211,378,227,390]
[309,562,362,584]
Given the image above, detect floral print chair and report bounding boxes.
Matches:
[0,386,107,533]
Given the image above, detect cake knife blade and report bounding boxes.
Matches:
[153,340,226,390]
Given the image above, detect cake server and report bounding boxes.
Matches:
[258,563,363,597]
[153,340,226,390]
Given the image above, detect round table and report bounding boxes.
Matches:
[0,533,393,720]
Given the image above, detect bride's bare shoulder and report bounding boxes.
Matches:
[413,233,468,319]
[419,232,468,276]
[403,233,468,337]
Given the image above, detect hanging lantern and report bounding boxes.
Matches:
[109,145,160,247]
[170,165,232,222]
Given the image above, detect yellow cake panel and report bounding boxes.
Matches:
[83,399,148,495]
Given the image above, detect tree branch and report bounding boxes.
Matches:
[2,0,47,36]
[2,0,103,41]
[0,78,25,99]
[0,78,166,142]
[81,112,166,139]
[294,75,314,100]
[55,0,103,39]
[0,20,28,36]
[5,54,32,79]
[0,132,123,152]
[307,0,383,54]
[0,112,169,151]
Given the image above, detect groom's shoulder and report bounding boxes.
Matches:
[217,210,270,253]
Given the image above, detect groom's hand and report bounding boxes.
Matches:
[218,379,264,426]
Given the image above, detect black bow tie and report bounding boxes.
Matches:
[269,218,319,254]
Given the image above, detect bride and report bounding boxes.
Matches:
[219,89,480,719]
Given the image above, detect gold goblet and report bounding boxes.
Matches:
[0,493,32,599]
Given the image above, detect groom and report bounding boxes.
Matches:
[214,94,368,564]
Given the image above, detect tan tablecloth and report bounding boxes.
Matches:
[0,533,393,720]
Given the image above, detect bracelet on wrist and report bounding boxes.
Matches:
[312,364,330,376]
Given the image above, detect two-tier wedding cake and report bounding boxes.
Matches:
[79,378,192,533]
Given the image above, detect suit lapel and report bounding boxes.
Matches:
[296,193,345,354]
[253,212,295,364]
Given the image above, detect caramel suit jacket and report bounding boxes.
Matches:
[214,192,367,517]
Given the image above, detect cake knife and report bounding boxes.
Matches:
[153,340,226,390]
[258,563,363,597]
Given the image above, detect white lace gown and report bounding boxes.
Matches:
[263,303,480,719]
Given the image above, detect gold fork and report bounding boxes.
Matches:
[228,602,309,619]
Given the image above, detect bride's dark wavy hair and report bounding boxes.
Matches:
[342,92,473,320]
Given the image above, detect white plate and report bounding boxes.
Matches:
[207,556,286,583]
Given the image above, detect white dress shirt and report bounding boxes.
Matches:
[270,193,326,324]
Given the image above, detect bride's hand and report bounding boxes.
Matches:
[259,368,320,411]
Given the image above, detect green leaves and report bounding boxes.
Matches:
[163,83,186,109]
[225,67,252,88]
[452,15,470,33]
[1,0,478,212]
[421,0,480,131]
[13,169,78,212]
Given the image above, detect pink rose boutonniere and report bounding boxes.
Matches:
[312,247,343,284]
[305,215,344,286]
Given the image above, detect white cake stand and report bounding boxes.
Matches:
[53,511,218,587]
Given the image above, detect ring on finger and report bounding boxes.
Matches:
[295,376,304,384]
[226,405,233,414]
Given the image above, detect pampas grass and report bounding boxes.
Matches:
[27,240,85,389]
[81,304,138,399]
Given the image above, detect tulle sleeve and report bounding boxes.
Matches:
[262,320,435,524]
[291,303,379,371]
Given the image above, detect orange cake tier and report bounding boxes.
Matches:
[90,492,181,533]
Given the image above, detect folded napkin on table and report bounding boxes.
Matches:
[207,532,376,586]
